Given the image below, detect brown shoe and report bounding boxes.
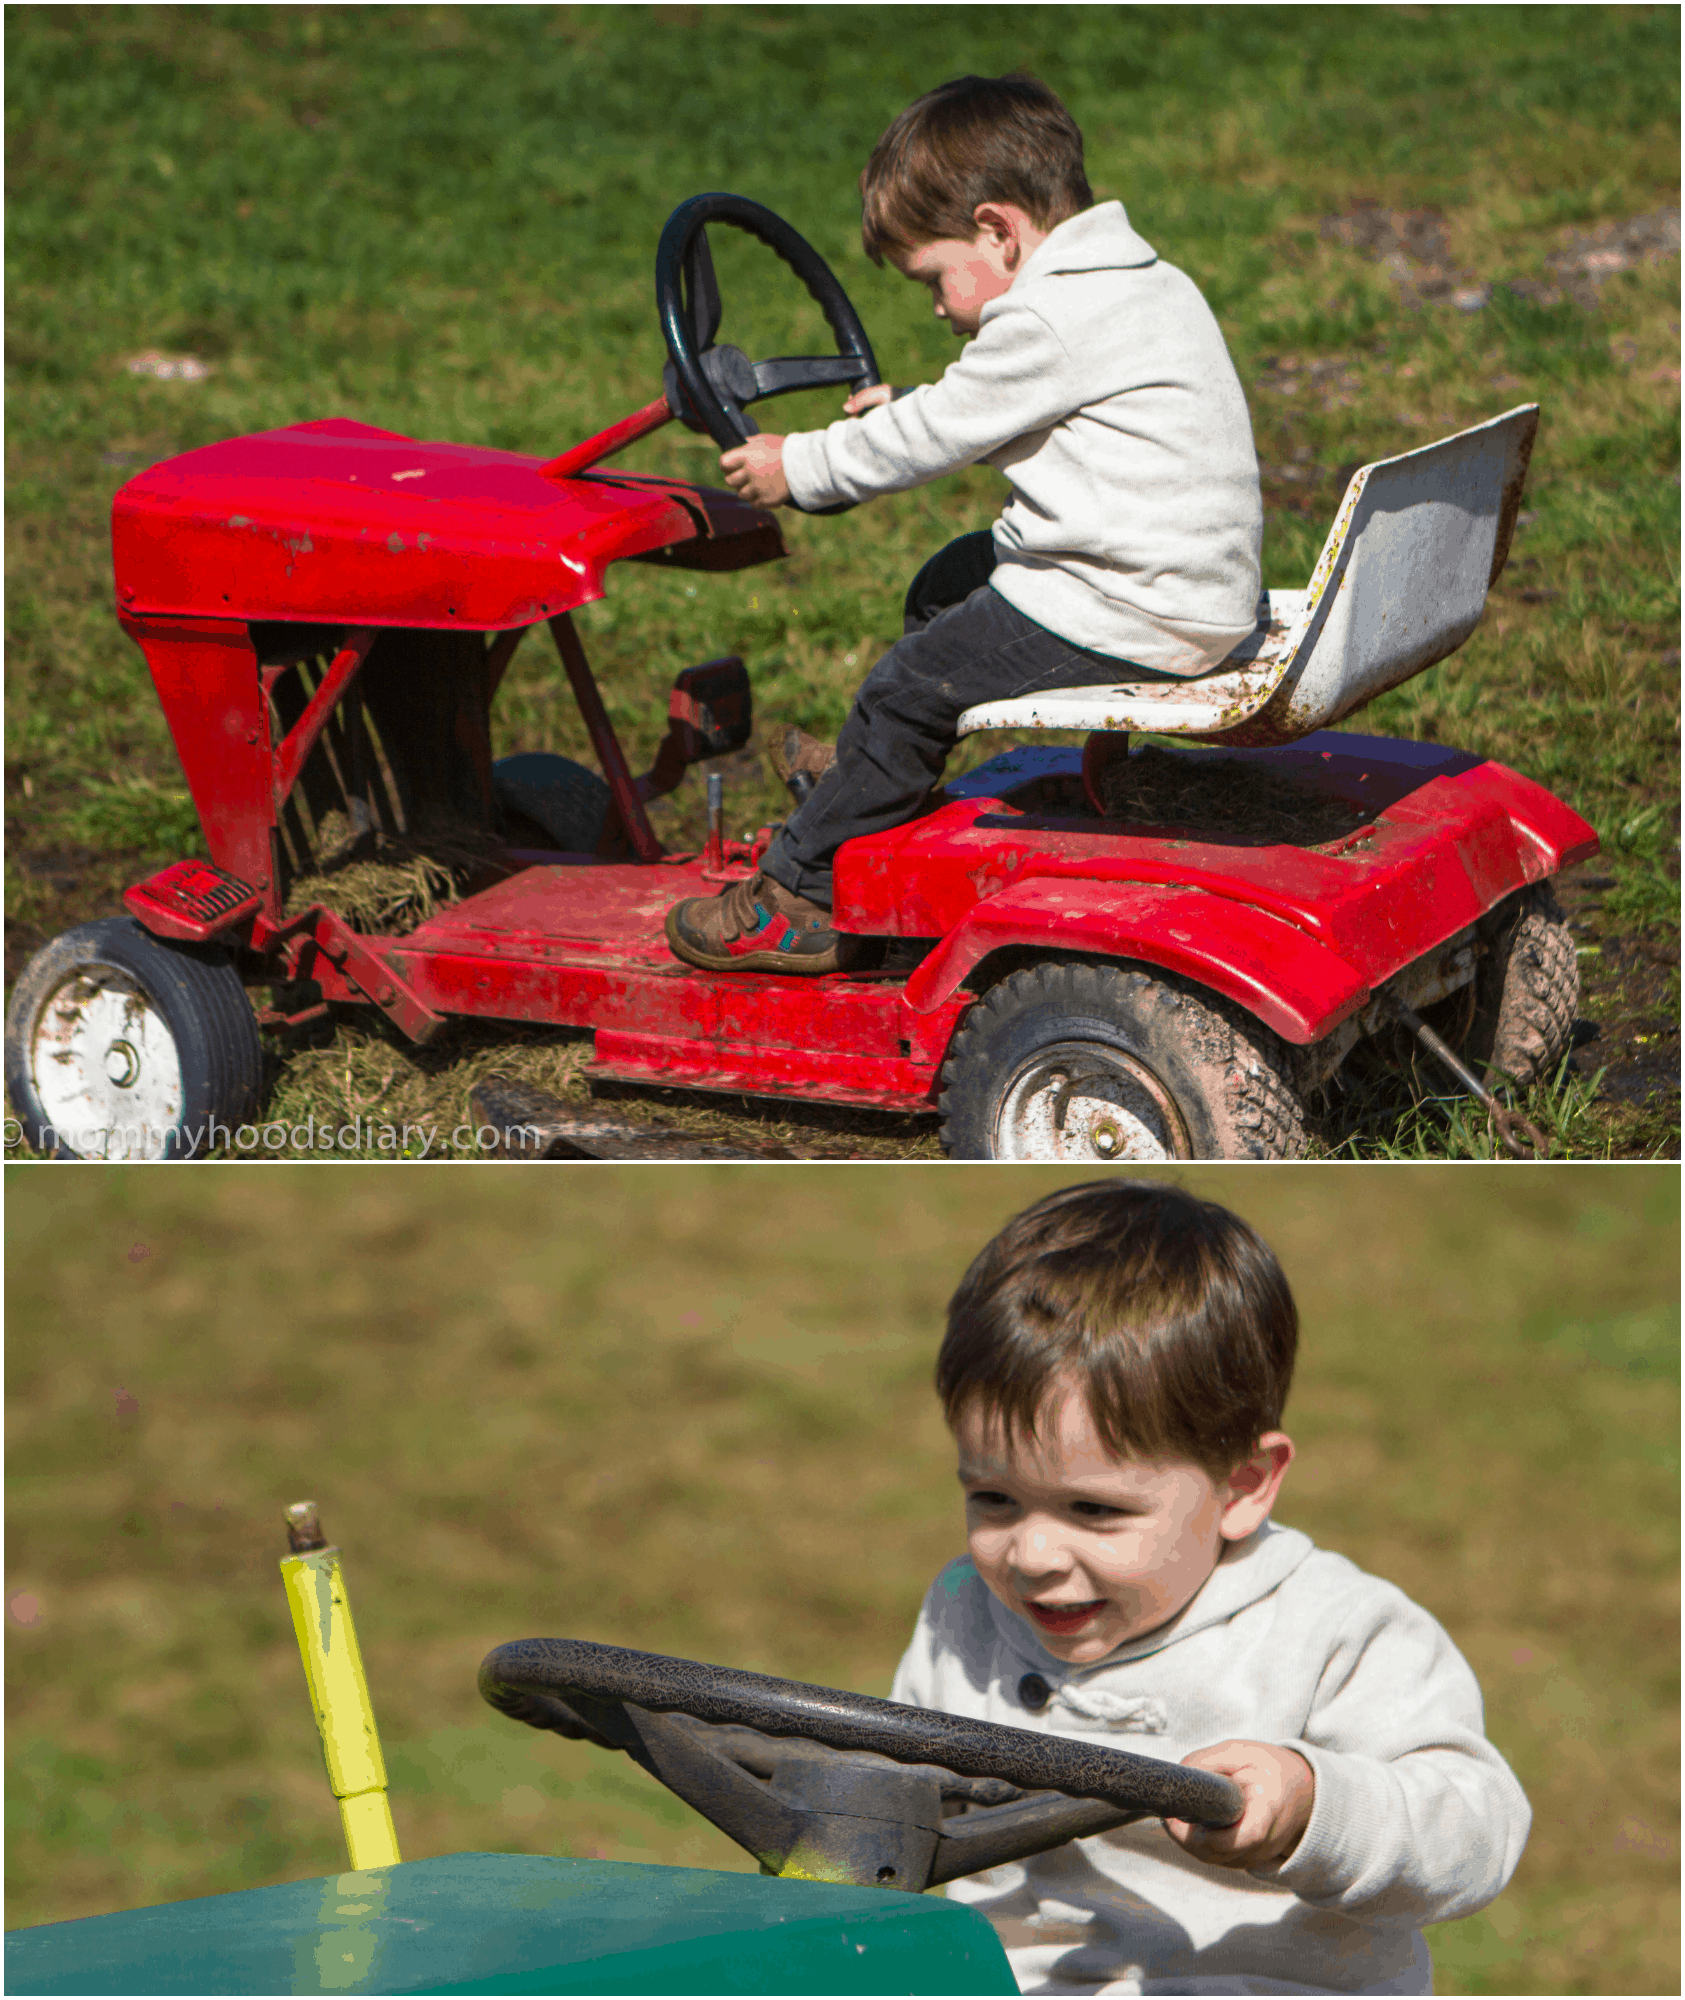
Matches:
[767,725,836,803]
[665,870,864,975]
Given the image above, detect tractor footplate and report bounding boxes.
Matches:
[123,860,263,943]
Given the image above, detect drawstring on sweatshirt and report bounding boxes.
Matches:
[1056,1684,1167,1732]
[1021,1679,1169,1733]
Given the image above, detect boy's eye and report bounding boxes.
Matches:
[965,1488,1014,1509]
[964,1496,1136,1520]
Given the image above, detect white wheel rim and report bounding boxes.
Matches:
[28,966,186,1161]
[991,1041,1191,1163]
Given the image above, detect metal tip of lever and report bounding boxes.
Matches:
[284,1501,328,1553]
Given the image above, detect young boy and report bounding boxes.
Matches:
[896,1181,1529,1996]
[666,74,1263,974]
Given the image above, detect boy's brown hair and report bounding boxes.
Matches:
[860,73,1093,266]
[938,1181,1297,1480]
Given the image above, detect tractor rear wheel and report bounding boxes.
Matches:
[492,753,611,854]
[5,918,262,1160]
[938,960,1309,1162]
[1467,883,1580,1087]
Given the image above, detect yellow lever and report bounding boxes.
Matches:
[279,1502,401,1871]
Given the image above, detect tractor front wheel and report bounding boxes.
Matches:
[938,960,1309,1162]
[5,918,262,1160]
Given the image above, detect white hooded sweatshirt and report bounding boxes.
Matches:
[891,1524,1530,1996]
[781,201,1263,676]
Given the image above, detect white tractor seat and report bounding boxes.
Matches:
[956,404,1539,748]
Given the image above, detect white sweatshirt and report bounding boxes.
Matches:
[781,202,1263,676]
[891,1524,1530,1996]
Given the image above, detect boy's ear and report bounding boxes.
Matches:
[1216,1432,1296,1536]
[971,201,1019,254]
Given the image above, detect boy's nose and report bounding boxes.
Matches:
[1008,1517,1069,1578]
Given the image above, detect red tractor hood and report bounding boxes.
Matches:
[111,418,785,630]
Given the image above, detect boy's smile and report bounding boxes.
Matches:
[955,1383,1294,1666]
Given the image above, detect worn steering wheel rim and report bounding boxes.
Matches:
[655,192,881,469]
[479,1636,1243,1827]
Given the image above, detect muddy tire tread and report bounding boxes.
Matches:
[1471,884,1580,1087]
[938,958,1309,1161]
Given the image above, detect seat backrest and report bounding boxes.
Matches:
[949,406,1540,747]
[1226,403,1538,745]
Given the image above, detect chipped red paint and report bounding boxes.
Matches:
[386,857,962,1061]
[899,879,1373,1044]
[112,420,785,630]
[213,724,1592,1093]
[587,1031,946,1111]
[834,736,1596,1040]
[118,612,277,905]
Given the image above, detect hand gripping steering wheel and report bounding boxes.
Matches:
[656,193,882,515]
[481,1637,1242,1891]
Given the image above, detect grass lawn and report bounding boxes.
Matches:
[5,4,1679,1159]
[5,1162,1678,1994]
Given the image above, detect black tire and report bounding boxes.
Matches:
[1466,883,1580,1088]
[938,960,1309,1162]
[492,752,612,854]
[5,918,262,1160]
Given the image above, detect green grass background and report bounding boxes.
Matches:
[4,4,1679,1158]
[5,1162,1678,1994]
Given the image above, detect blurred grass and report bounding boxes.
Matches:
[4,5,1678,1157]
[5,1162,1679,1994]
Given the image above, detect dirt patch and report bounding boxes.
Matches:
[1254,352,1365,410]
[1321,202,1489,311]
[5,841,157,984]
[1321,201,1681,314]
[1005,749,1375,848]
[1527,209,1682,309]
[1553,858,1680,1150]
[1100,747,1374,846]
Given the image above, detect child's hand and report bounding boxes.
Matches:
[844,383,896,415]
[1164,1741,1314,1871]
[720,433,789,508]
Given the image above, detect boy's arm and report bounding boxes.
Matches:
[1225,1586,1532,1926]
[717,386,914,508]
[780,301,1083,510]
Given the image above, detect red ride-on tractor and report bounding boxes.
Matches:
[5,194,1595,1161]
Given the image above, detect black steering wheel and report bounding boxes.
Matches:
[656,193,881,514]
[482,1637,1241,1891]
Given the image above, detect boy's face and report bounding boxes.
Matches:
[890,202,1050,338]
[954,1383,1292,1666]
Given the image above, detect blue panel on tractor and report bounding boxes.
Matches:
[4,1850,1019,1995]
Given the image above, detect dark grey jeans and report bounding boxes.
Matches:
[761,531,1171,909]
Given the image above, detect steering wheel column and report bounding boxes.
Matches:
[541,194,880,499]
[481,1637,1241,1892]
[643,1712,951,1888]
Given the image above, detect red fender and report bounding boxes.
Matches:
[902,878,1373,1045]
